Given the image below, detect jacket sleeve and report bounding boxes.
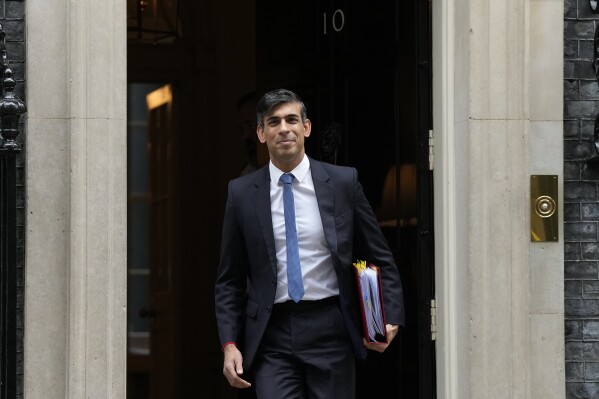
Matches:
[215,180,249,346]
[351,168,405,327]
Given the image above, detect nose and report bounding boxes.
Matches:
[279,119,290,132]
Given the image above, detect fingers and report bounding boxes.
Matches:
[223,345,252,389]
[223,363,252,388]
[386,324,399,343]
[363,338,389,353]
[224,368,252,388]
[363,324,400,353]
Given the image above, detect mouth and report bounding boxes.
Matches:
[276,138,296,145]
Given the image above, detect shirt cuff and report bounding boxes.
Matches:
[222,341,236,351]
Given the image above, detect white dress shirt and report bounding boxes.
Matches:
[269,155,340,303]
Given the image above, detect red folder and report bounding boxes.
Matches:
[353,260,388,344]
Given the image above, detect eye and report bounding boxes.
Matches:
[267,119,279,127]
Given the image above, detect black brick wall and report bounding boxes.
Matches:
[1,0,25,398]
[565,0,599,396]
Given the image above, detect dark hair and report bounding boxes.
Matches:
[256,88,308,127]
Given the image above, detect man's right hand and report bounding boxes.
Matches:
[222,344,252,389]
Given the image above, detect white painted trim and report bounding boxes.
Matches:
[433,0,470,397]
[433,0,457,397]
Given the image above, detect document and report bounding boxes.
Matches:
[353,260,387,343]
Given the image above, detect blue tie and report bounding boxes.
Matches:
[280,173,304,302]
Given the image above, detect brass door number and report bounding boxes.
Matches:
[531,175,558,242]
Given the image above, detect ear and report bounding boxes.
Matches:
[257,125,266,143]
[303,119,312,138]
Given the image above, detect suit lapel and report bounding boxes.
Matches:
[252,167,278,276]
[310,159,338,256]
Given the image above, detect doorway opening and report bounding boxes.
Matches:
[126,1,435,398]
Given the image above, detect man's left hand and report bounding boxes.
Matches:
[363,324,399,353]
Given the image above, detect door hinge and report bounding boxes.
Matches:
[428,129,434,171]
[431,299,437,341]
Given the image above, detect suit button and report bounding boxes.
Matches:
[266,306,271,313]
[271,280,276,287]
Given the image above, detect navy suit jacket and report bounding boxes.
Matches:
[215,157,404,370]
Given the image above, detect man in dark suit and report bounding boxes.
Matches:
[215,89,404,399]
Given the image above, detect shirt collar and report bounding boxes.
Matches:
[269,154,310,184]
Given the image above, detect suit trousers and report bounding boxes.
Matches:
[253,296,356,399]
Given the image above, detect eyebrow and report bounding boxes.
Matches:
[265,113,301,122]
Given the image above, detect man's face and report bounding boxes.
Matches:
[257,102,311,172]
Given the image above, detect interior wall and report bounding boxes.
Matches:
[128,0,256,396]
[173,0,256,397]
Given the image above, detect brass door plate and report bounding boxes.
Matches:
[531,175,558,242]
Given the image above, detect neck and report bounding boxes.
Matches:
[272,152,305,173]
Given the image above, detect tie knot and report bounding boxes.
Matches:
[280,173,294,185]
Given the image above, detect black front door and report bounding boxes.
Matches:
[257,1,435,397]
